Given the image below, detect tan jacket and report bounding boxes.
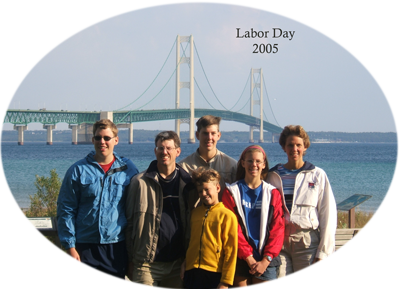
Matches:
[125,160,198,263]
[179,149,237,196]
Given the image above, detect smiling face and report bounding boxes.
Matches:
[154,139,181,168]
[283,135,307,163]
[92,127,118,163]
[196,124,221,153]
[241,151,266,180]
[197,181,220,207]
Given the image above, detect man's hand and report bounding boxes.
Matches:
[126,261,134,281]
[217,282,229,288]
[67,247,80,261]
[312,258,326,266]
[180,259,186,280]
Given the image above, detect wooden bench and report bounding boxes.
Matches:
[335,228,368,263]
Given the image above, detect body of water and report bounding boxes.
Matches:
[1,141,397,213]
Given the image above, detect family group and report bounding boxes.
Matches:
[56,115,336,288]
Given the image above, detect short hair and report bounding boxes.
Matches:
[279,125,310,151]
[191,167,221,187]
[236,145,269,181]
[92,119,118,136]
[196,115,221,132]
[154,131,181,148]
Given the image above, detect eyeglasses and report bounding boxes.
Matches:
[245,160,264,165]
[155,146,176,152]
[93,136,116,142]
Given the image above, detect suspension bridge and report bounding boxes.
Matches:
[3,35,282,145]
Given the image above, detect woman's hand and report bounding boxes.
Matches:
[245,255,257,270]
[312,258,326,266]
[249,258,270,276]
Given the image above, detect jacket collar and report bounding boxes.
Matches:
[85,150,126,170]
[144,160,192,185]
[195,148,221,163]
[269,161,315,173]
[200,201,224,211]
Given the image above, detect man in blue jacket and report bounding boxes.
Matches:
[57,119,139,278]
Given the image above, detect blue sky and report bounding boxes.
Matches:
[1,1,397,133]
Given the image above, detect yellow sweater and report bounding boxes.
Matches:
[185,202,238,285]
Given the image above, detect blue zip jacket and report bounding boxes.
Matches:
[57,151,139,249]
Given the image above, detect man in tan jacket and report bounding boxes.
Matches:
[179,115,237,199]
[125,131,197,287]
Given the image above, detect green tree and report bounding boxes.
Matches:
[25,169,62,218]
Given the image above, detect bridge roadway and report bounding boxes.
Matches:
[4,108,282,144]
[4,108,282,133]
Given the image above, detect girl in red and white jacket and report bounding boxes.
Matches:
[222,145,284,286]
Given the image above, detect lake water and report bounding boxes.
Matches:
[1,141,397,212]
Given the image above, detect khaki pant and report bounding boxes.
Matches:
[278,226,320,278]
[130,258,184,288]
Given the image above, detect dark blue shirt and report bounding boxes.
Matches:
[154,168,184,262]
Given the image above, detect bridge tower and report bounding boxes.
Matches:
[77,111,117,144]
[249,68,264,143]
[175,35,195,144]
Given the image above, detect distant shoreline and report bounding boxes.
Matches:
[1,141,397,143]
[1,140,397,144]
[2,130,397,143]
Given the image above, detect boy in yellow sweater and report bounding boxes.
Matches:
[180,167,238,289]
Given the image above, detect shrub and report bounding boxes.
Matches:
[19,169,62,246]
[25,169,62,218]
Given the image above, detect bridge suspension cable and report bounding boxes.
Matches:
[235,97,250,114]
[178,41,221,111]
[116,68,178,124]
[194,77,217,110]
[114,35,280,129]
[192,42,254,115]
[247,72,281,128]
[253,83,270,123]
[192,41,230,111]
[114,37,178,112]
[262,74,280,127]
[229,71,251,111]
[115,40,191,124]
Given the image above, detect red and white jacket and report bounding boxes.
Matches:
[222,181,285,264]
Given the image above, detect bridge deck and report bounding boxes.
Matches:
[5,109,282,133]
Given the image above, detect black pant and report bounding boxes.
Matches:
[184,268,222,289]
[75,240,128,279]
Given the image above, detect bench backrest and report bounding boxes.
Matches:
[335,228,368,252]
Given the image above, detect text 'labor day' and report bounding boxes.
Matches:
[236,28,296,54]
